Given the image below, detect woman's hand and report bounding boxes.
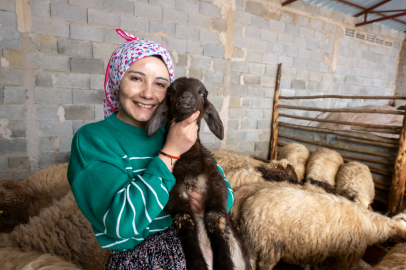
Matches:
[188,190,205,215]
[162,111,200,157]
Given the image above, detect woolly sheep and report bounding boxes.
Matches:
[336,161,375,209]
[0,248,82,270]
[0,191,110,270]
[226,159,296,189]
[0,162,70,232]
[230,181,406,270]
[211,149,265,173]
[278,143,310,182]
[374,243,406,270]
[306,148,343,186]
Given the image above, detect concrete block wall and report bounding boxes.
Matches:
[0,0,404,178]
[395,42,406,107]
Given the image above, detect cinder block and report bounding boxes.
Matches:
[73,89,104,104]
[149,0,175,8]
[247,86,265,97]
[57,38,92,57]
[0,0,15,12]
[199,29,219,44]
[202,43,224,58]
[134,2,162,19]
[310,19,323,31]
[234,10,252,25]
[176,24,199,40]
[296,69,310,80]
[279,55,293,67]
[251,40,268,53]
[0,10,17,30]
[292,80,305,90]
[310,71,323,82]
[190,55,211,69]
[284,23,300,36]
[163,7,187,24]
[33,52,70,71]
[247,109,263,119]
[231,84,249,98]
[248,63,266,75]
[2,49,21,67]
[268,42,284,54]
[229,96,241,108]
[8,156,30,169]
[231,61,248,73]
[91,43,117,60]
[227,131,246,142]
[243,74,260,85]
[0,104,25,120]
[252,15,268,29]
[240,141,255,152]
[188,12,211,29]
[199,2,221,18]
[306,60,320,71]
[277,33,293,45]
[35,87,72,104]
[259,98,273,109]
[269,19,285,32]
[34,70,53,87]
[162,37,187,52]
[226,142,239,152]
[39,152,70,169]
[88,9,120,27]
[39,137,58,152]
[228,120,239,130]
[71,57,104,74]
[283,45,299,58]
[187,40,201,54]
[213,58,225,70]
[103,0,134,14]
[318,81,330,92]
[36,104,61,121]
[38,121,73,137]
[0,29,20,49]
[261,29,277,42]
[212,18,227,32]
[0,156,8,172]
[204,71,223,83]
[7,120,25,137]
[70,24,104,42]
[0,68,23,86]
[94,105,104,120]
[245,130,261,141]
[0,138,27,155]
[229,108,247,118]
[149,20,175,37]
[241,119,257,130]
[245,1,263,15]
[4,87,25,104]
[69,0,103,8]
[55,73,89,89]
[260,75,275,87]
[280,78,291,89]
[51,3,87,23]
[245,25,261,39]
[175,0,199,13]
[64,105,95,120]
[246,50,262,63]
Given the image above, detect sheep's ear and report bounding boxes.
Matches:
[147,98,168,137]
[204,100,224,140]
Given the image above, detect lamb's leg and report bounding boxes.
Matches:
[173,212,209,270]
[204,211,235,269]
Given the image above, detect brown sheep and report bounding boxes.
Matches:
[0,247,82,270]
[0,191,110,270]
[211,148,265,173]
[374,243,406,270]
[0,163,70,232]
[306,148,343,186]
[278,143,310,182]
[336,161,375,209]
[230,181,406,270]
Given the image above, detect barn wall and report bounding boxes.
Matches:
[0,0,404,178]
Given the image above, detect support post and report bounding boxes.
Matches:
[268,63,282,160]
[388,110,406,215]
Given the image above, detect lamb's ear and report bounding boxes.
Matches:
[147,98,168,137]
[203,100,224,140]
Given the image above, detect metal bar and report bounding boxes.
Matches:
[334,0,406,27]
[356,11,406,27]
[353,0,392,17]
[279,95,406,100]
[282,0,299,6]
[369,9,406,13]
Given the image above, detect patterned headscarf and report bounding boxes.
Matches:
[103,29,175,118]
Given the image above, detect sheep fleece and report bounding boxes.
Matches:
[278,143,310,182]
[211,148,264,173]
[231,181,406,269]
[306,148,343,185]
[374,243,406,270]
[336,161,375,208]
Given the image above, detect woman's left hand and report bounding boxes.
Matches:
[187,190,205,215]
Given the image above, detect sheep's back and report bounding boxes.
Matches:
[226,167,264,189]
[278,143,310,182]
[374,243,406,270]
[336,162,375,208]
[306,148,343,186]
[211,149,264,173]
[240,183,386,266]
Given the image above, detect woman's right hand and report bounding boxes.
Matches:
[161,110,200,158]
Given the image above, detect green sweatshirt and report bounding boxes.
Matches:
[67,112,234,252]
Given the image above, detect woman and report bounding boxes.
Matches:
[67,29,234,269]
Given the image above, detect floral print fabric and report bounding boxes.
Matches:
[103,29,175,118]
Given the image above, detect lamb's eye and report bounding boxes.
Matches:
[200,93,206,98]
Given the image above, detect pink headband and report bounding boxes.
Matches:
[103,29,175,118]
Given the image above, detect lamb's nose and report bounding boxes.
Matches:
[181,92,194,104]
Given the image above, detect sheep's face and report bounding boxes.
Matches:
[147,77,224,140]
[393,210,406,228]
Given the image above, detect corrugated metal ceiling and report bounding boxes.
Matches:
[301,0,406,32]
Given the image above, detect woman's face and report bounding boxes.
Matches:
[116,56,170,129]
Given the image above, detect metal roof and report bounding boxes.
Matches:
[301,0,406,32]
